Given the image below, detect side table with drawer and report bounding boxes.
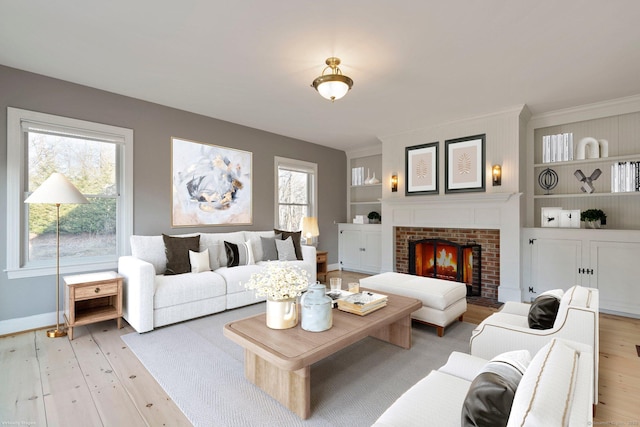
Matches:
[64,271,123,340]
[316,250,328,283]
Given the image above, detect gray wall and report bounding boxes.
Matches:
[0,65,347,323]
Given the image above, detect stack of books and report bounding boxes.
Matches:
[337,291,388,316]
[542,133,574,163]
[611,161,640,192]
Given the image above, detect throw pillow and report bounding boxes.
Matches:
[189,249,211,273]
[274,229,303,260]
[528,289,563,329]
[260,235,279,261]
[224,241,254,267]
[163,234,200,275]
[461,350,531,427]
[275,236,297,261]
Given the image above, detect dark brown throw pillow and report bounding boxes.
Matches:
[528,294,561,329]
[163,234,200,275]
[273,229,303,260]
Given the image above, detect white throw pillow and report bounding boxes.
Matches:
[507,339,579,427]
[275,236,297,261]
[189,249,211,273]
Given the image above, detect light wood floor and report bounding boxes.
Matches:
[1,271,638,426]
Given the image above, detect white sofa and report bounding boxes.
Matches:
[118,231,316,333]
[374,338,593,426]
[469,285,599,405]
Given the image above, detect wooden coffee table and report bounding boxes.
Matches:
[223,290,422,419]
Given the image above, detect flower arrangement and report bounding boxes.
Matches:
[244,262,309,301]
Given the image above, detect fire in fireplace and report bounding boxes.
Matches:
[408,238,481,296]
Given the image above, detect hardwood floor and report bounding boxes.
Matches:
[1,271,638,426]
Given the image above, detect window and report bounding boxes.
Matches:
[6,108,133,279]
[275,157,317,231]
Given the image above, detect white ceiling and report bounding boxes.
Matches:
[2,1,640,152]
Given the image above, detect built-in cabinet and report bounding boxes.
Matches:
[523,96,640,318]
[522,228,640,317]
[347,146,382,223]
[338,223,382,274]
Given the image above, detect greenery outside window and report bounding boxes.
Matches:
[6,108,133,279]
[275,157,317,232]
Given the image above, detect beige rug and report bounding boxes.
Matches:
[122,303,475,427]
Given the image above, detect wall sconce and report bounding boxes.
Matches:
[391,174,398,192]
[492,164,502,186]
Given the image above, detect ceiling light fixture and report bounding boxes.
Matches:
[311,57,353,102]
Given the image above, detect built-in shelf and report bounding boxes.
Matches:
[534,192,640,199]
[533,153,640,168]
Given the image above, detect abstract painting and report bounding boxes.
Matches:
[171,137,252,226]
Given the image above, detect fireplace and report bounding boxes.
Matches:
[408,238,482,296]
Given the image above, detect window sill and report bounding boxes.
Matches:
[5,259,118,280]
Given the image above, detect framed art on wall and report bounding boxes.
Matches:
[445,134,486,193]
[171,137,252,227]
[406,142,438,195]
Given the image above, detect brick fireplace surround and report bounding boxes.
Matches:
[395,227,500,301]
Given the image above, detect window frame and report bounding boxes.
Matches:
[6,107,133,279]
[274,156,318,231]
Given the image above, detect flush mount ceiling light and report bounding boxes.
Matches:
[311,57,354,102]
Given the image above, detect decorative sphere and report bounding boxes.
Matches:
[538,168,558,194]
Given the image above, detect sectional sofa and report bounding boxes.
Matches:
[118,230,316,333]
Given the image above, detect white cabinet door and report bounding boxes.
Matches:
[530,237,583,297]
[340,228,363,271]
[360,229,382,272]
[590,240,640,316]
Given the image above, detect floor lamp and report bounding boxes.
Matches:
[25,173,89,338]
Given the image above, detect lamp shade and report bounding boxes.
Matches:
[311,57,353,102]
[301,216,319,239]
[25,173,89,205]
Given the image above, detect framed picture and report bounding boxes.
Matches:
[541,207,562,228]
[171,137,252,227]
[445,134,486,193]
[405,142,438,195]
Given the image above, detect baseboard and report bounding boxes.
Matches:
[0,311,61,336]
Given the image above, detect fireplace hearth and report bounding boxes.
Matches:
[409,238,481,296]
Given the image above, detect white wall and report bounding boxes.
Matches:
[378,106,528,302]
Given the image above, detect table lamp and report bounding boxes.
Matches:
[301,216,319,245]
[25,172,89,338]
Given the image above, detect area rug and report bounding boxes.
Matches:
[121,304,475,427]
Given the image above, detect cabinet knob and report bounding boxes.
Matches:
[94,287,100,293]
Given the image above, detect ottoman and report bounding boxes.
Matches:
[360,272,467,337]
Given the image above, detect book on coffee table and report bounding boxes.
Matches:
[337,291,388,316]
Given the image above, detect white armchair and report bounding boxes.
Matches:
[469,285,599,405]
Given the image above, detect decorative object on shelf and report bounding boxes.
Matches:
[171,137,252,227]
[405,142,438,195]
[611,161,640,193]
[575,137,601,160]
[574,169,602,193]
[598,139,609,158]
[367,173,380,185]
[492,164,502,186]
[391,174,398,192]
[311,57,353,102]
[541,207,562,228]
[300,282,333,332]
[542,132,573,163]
[365,168,372,184]
[301,216,319,245]
[581,209,607,229]
[537,168,559,195]
[244,263,309,329]
[559,209,581,228]
[24,172,89,338]
[445,134,485,193]
[367,211,381,224]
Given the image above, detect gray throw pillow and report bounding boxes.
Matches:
[275,236,297,261]
[163,234,200,275]
[260,235,279,261]
[274,229,303,260]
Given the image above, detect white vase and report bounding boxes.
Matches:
[584,219,601,229]
[265,297,298,329]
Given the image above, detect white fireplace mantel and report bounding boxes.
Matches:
[380,192,523,302]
